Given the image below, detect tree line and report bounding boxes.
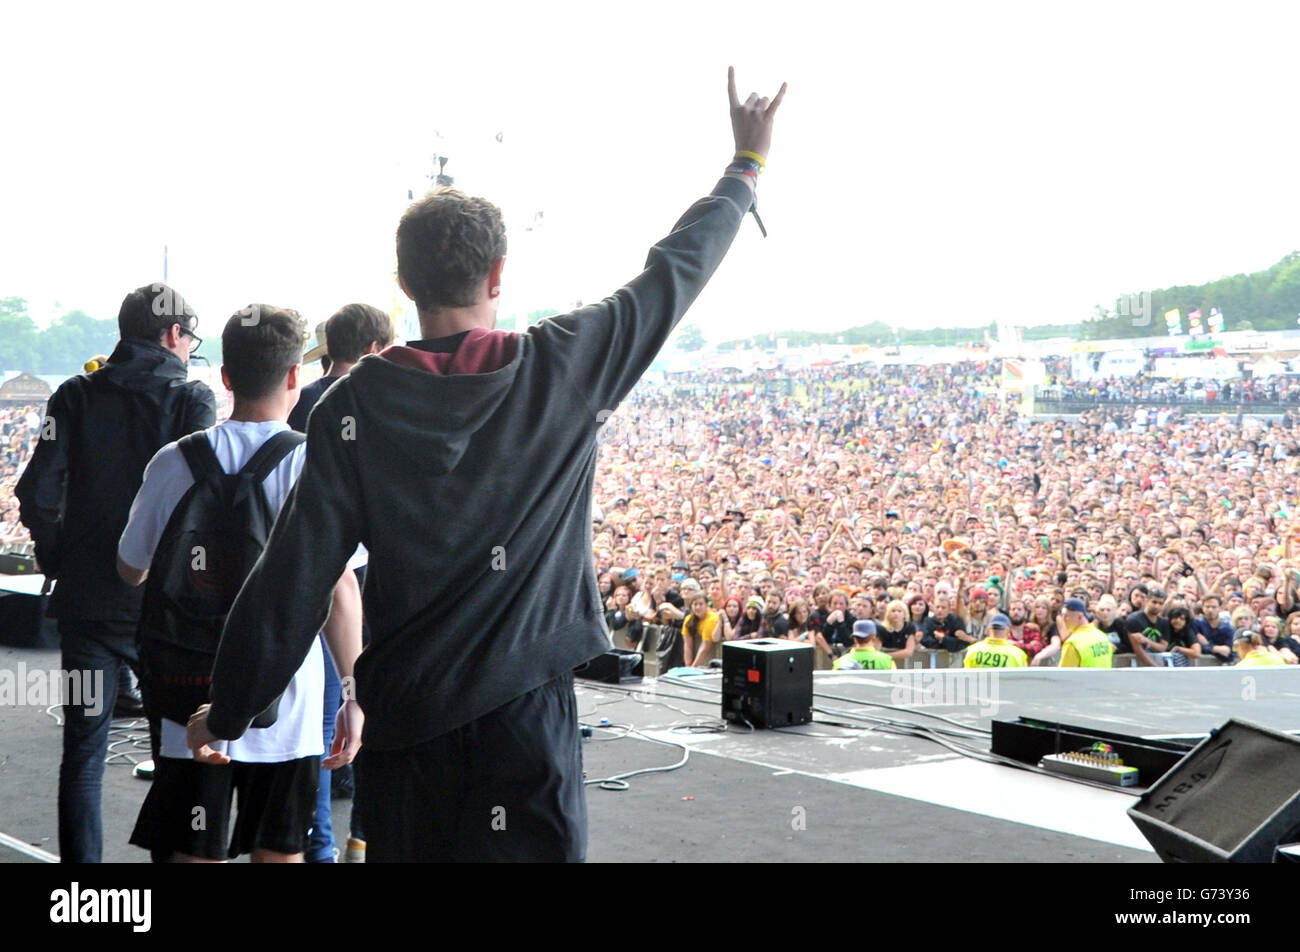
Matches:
[713,251,1300,351]
[0,298,120,375]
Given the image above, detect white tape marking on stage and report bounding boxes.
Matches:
[684,739,1154,854]
[0,829,58,863]
[826,757,1153,853]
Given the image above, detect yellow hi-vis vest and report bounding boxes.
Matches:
[1237,649,1286,667]
[1063,624,1113,667]
[963,637,1027,668]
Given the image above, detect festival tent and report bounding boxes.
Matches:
[1248,356,1286,378]
[1150,356,1241,379]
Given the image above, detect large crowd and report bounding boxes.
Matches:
[591,361,1300,668]
[8,357,1300,668]
[0,405,40,546]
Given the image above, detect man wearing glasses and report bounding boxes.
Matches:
[17,282,216,862]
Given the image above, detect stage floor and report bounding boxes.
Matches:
[3,643,1296,862]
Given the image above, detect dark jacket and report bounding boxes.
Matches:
[207,176,752,748]
[287,373,343,433]
[15,338,215,622]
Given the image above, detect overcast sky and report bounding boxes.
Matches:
[2,1,1298,346]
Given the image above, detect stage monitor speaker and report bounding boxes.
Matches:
[1128,719,1300,863]
[574,648,644,684]
[0,592,57,649]
[721,639,813,729]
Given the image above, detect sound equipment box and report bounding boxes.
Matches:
[1128,719,1300,862]
[0,552,36,575]
[574,648,644,684]
[721,639,813,729]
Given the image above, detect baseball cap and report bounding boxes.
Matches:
[1064,598,1090,616]
[989,613,1011,629]
[852,620,877,638]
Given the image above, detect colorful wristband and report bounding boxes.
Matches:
[734,150,767,169]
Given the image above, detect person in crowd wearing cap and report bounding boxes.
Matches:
[832,620,895,670]
[1057,598,1114,668]
[961,586,993,641]
[1234,630,1287,666]
[963,614,1026,668]
[734,595,767,639]
[18,283,216,863]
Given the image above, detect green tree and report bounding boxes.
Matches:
[0,299,39,373]
[675,324,705,351]
[38,310,119,373]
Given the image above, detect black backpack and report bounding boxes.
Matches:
[136,430,304,727]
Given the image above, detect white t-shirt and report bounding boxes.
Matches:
[119,419,355,763]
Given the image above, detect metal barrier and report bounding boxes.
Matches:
[1034,395,1294,416]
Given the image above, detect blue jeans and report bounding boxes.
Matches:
[58,620,151,863]
[307,633,338,862]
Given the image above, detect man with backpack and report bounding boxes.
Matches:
[16,283,216,863]
[117,306,363,862]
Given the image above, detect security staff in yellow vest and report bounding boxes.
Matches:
[963,613,1027,668]
[833,620,897,670]
[1059,598,1114,668]
[1234,630,1287,667]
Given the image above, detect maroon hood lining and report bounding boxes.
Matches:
[380,327,519,375]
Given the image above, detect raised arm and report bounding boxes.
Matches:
[530,69,786,418]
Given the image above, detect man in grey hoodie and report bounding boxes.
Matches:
[189,69,786,861]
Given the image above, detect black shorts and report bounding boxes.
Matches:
[357,672,586,862]
[130,755,320,860]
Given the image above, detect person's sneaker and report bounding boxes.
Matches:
[344,837,366,863]
[132,759,155,780]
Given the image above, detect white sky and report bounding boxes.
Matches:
[2,1,1298,346]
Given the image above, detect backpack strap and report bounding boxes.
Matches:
[177,431,224,484]
[240,430,306,483]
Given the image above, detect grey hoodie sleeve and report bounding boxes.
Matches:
[528,175,752,421]
[206,392,363,740]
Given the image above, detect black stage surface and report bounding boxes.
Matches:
[3,642,1297,862]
